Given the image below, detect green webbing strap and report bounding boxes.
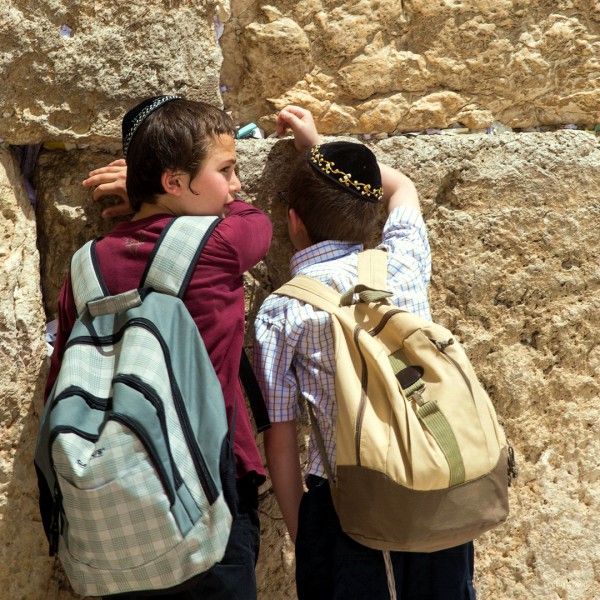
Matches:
[339,286,393,307]
[388,349,425,397]
[389,350,464,487]
[416,401,466,487]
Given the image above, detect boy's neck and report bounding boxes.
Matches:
[131,198,176,221]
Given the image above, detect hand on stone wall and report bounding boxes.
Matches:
[275,105,321,153]
[83,159,132,218]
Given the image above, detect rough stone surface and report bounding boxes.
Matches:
[0,148,49,600]
[27,133,600,599]
[35,148,124,319]
[0,0,224,146]
[221,0,600,133]
[2,0,600,597]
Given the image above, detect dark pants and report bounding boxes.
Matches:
[296,476,476,600]
[107,476,260,600]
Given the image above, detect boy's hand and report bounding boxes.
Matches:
[276,105,321,153]
[83,159,133,218]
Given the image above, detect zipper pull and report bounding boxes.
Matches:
[432,338,455,352]
[507,445,518,486]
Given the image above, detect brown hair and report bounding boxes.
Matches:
[287,155,381,244]
[125,99,235,210]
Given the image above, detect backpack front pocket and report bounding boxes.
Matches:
[54,422,183,571]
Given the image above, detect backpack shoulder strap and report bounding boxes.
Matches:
[140,215,271,432]
[141,215,222,297]
[357,248,389,290]
[71,216,221,318]
[70,239,110,317]
[275,249,393,311]
[275,275,343,315]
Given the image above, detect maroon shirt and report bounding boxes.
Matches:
[46,199,272,481]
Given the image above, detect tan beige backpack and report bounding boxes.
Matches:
[275,249,517,553]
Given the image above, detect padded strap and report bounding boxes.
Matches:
[239,349,271,433]
[71,216,221,315]
[276,249,393,310]
[276,276,345,314]
[141,216,221,297]
[339,249,392,306]
[70,240,109,317]
[358,249,388,290]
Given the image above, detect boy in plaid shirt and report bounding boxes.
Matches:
[254,106,475,599]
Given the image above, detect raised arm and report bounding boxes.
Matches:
[378,162,420,215]
[82,159,133,218]
[276,105,321,153]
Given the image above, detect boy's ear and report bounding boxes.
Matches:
[288,208,303,236]
[288,208,313,250]
[161,170,183,196]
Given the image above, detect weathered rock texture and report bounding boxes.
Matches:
[0,0,224,146]
[1,1,599,145]
[2,0,600,599]
[222,0,600,133]
[0,148,49,599]
[24,132,599,600]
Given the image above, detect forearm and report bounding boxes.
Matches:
[378,162,420,214]
[264,420,305,543]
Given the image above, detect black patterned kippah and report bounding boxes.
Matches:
[122,95,179,158]
[308,142,383,202]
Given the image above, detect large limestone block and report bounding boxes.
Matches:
[0,148,49,599]
[0,0,224,146]
[35,148,121,319]
[374,130,600,600]
[222,0,600,133]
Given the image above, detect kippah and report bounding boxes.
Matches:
[308,142,383,203]
[122,95,179,158]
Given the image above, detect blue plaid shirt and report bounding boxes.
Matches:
[254,205,432,477]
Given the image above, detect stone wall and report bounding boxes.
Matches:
[221,0,600,134]
[1,0,599,599]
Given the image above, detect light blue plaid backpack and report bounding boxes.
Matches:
[35,216,235,597]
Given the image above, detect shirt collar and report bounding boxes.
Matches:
[290,240,363,276]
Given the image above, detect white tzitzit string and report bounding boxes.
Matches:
[383,550,398,600]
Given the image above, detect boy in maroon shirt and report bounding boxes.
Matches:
[45,96,272,599]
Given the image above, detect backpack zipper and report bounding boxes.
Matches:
[429,338,475,401]
[368,308,403,337]
[353,326,369,466]
[130,319,220,504]
[51,386,108,411]
[114,373,184,490]
[68,317,220,505]
[49,423,176,507]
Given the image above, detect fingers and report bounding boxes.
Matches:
[83,160,133,218]
[277,105,312,131]
[83,161,127,190]
[276,105,321,153]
